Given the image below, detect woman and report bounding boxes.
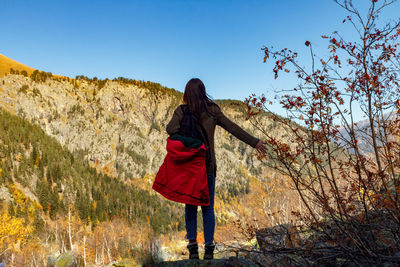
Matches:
[166,78,267,260]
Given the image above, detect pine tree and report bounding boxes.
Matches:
[31,145,38,166]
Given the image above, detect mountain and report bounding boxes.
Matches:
[0,54,297,264]
[0,54,268,200]
[0,53,35,77]
[337,112,398,155]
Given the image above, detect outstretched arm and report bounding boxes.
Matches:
[214,105,260,148]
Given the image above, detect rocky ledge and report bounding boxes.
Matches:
[154,257,257,267]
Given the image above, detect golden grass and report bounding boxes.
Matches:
[0,54,66,79]
[0,54,36,77]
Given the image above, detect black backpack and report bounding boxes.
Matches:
[178,106,204,141]
[178,105,211,166]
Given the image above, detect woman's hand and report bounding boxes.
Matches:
[255,140,268,154]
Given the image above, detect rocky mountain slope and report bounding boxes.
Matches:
[0,66,270,202]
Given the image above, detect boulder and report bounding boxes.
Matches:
[47,251,78,267]
[256,223,298,251]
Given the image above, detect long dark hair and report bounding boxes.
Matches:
[183,78,214,116]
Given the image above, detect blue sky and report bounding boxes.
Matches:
[2,0,399,116]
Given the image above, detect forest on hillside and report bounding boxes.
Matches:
[0,108,184,265]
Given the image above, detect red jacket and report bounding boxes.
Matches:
[152,137,210,206]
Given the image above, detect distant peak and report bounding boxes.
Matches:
[0,53,36,77]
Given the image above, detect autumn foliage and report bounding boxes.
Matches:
[0,211,33,256]
[247,0,400,264]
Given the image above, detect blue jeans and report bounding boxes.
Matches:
[185,173,215,245]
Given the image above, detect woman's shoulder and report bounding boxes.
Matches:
[175,104,186,110]
[170,105,185,117]
[206,102,222,115]
[177,104,189,114]
[206,101,220,110]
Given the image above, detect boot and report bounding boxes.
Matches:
[187,242,199,259]
[203,243,215,260]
